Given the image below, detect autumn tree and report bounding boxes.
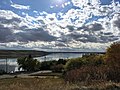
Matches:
[106,42,120,82]
[106,42,120,67]
[17,55,40,71]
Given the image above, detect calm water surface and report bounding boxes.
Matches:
[36,53,82,61]
[0,53,83,72]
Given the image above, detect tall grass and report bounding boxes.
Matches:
[0,78,68,90]
[64,65,107,82]
[64,65,120,83]
[0,78,120,90]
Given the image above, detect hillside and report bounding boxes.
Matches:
[0,50,49,58]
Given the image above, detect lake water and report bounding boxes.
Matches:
[35,53,83,61]
[0,53,83,73]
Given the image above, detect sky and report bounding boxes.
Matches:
[0,0,120,52]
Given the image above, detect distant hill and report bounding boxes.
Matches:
[0,50,50,58]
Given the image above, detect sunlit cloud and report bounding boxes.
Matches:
[11,4,30,10]
[0,0,120,51]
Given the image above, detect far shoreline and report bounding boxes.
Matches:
[0,49,105,59]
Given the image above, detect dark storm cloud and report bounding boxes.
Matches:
[77,23,104,31]
[0,16,56,43]
[89,23,104,31]
[100,35,119,42]
[102,32,113,35]
[67,32,99,43]
[0,17,21,24]
[67,25,75,31]
[66,31,119,43]
[62,22,119,43]
[15,28,56,42]
[0,24,13,43]
[0,26,56,43]
[0,16,22,31]
[55,42,66,47]
[114,17,120,29]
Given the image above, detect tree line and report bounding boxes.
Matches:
[17,42,120,82]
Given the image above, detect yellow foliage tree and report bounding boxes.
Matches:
[106,42,120,67]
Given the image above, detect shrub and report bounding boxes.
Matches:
[51,64,64,73]
[82,54,105,66]
[0,70,6,75]
[40,60,57,70]
[17,55,41,71]
[57,59,67,65]
[105,42,120,82]
[65,54,105,71]
[65,66,119,82]
[64,65,107,82]
[65,58,86,71]
[64,42,120,83]
[106,42,120,67]
[39,59,67,72]
[64,54,106,82]
[106,66,120,82]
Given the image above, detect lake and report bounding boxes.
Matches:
[35,53,83,61]
[0,53,83,73]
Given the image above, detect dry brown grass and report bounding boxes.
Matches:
[64,66,107,82]
[0,78,120,90]
[0,78,68,90]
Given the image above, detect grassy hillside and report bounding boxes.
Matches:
[0,50,50,58]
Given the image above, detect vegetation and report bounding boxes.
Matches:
[65,54,105,71]
[16,42,120,83]
[0,70,6,75]
[64,54,106,82]
[65,58,85,71]
[40,60,56,70]
[0,42,120,89]
[17,56,67,73]
[0,78,67,90]
[17,55,40,71]
[105,42,120,82]
[64,42,120,83]
[40,59,67,72]
[106,42,120,67]
[0,78,120,90]
[0,50,49,58]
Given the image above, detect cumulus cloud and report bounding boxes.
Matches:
[15,28,56,42]
[0,10,20,19]
[112,14,120,29]
[0,0,120,51]
[0,24,13,43]
[0,10,56,43]
[11,4,30,10]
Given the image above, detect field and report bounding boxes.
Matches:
[0,78,120,90]
[0,78,69,90]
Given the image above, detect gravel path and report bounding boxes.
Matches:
[0,71,54,79]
